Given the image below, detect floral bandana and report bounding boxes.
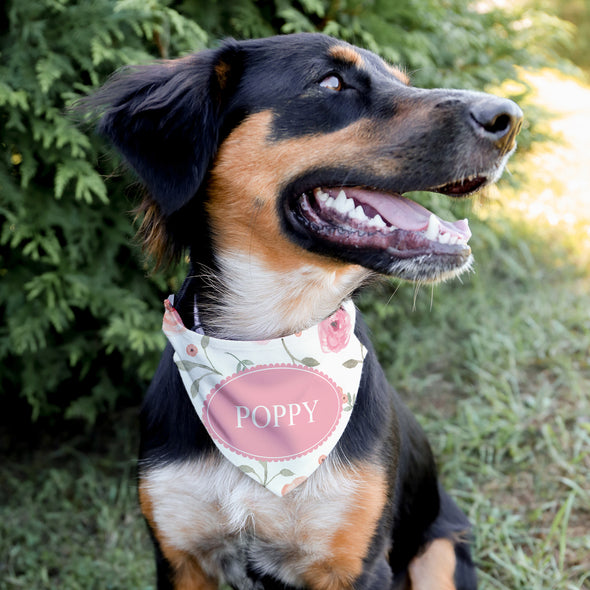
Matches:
[162,297,366,496]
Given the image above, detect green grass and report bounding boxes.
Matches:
[358,206,590,590]
[0,416,155,589]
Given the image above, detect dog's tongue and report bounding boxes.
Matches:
[350,188,471,240]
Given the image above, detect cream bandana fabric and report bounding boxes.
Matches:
[162,298,366,496]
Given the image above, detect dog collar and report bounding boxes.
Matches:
[162,298,365,496]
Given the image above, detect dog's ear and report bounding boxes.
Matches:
[89,43,241,215]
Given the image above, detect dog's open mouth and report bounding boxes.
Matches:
[294,179,484,257]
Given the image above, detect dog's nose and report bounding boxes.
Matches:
[469,97,523,153]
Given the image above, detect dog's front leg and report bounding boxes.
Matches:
[140,483,218,590]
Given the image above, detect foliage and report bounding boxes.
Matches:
[179,0,571,90]
[530,0,590,73]
[0,0,204,422]
[0,0,573,424]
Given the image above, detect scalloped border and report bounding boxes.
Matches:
[201,363,345,462]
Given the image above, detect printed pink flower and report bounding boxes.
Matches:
[318,308,351,353]
[186,344,198,356]
[163,300,185,334]
[281,476,307,496]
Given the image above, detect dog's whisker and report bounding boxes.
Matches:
[412,282,421,311]
[386,281,402,306]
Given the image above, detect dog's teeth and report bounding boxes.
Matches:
[424,214,440,241]
[448,235,458,245]
[439,232,451,244]
[348,206,360,221]
[315,188,329,203]
[357,206,368,220]
[325,196,335,208]
[334,190,355,214]
[344,197,356,213]
[334,190,347,210]
[349,205,368,221]
[368,214,387,229]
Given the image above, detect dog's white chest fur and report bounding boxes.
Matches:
[141,455,366,586]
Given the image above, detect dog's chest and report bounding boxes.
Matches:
[140,454,387,586]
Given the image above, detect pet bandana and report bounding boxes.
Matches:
[162,297,365,496]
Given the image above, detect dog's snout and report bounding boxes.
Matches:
[469,97,523,153]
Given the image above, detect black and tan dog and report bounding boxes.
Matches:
[89,33,522,590]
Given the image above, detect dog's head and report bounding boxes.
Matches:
[90,33,522,334]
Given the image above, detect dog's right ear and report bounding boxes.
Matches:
[85,43,242,216]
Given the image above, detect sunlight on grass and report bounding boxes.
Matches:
[503,69,590,262]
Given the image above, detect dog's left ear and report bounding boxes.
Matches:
[88,43,241,215]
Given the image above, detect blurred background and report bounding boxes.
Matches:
[1,0,589,588]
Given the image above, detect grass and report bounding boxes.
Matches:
[0,415,155,589]
[2,70,589,589]
[358,213,590,590]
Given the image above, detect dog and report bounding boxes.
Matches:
[89,33,522,590]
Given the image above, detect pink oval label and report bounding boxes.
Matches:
[202,364,344,461]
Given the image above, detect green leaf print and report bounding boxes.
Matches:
[224,352,255,372]
[300,357,320,367]
[342,359,361,368]
[343,392,356,412]
[176,360,216,372]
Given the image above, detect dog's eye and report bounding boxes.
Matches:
[320,74,343,91]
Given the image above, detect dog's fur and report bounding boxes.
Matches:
[89,33,522,590]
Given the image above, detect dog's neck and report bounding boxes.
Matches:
[191,251,371,341]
